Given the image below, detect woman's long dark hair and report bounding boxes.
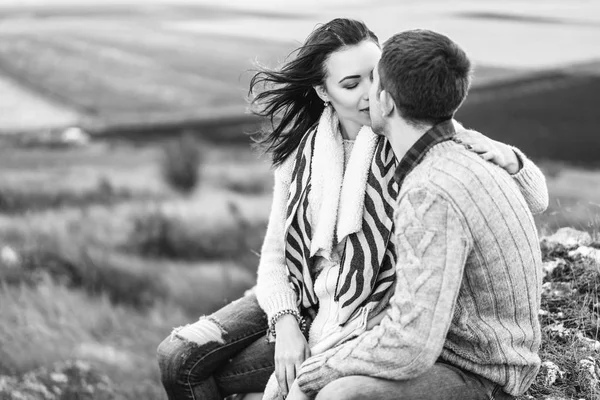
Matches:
[249,18,379,167]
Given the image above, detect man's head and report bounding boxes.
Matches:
[369,29,472,135]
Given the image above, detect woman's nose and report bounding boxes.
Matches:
[362,84,370,101]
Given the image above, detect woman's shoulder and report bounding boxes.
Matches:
[274,147,298,185]
[275,126,317,183]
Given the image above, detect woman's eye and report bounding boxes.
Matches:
[345,83,358,89]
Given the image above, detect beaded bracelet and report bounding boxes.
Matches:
[268,309,307,339]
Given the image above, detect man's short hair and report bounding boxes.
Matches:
[378,29,472,126]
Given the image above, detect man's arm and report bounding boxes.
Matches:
[452,124,548,215]
[296,186,473,397]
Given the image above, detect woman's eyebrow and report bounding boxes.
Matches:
[338,75,361,83]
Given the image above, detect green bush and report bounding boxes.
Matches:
[0,178,138,214]
[126,205,265,265]
[222,177,270,195]
[0,239,167,310]
[161,133,202,195]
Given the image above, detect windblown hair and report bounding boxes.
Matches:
[378,29,472,126]
[249,18,378,166]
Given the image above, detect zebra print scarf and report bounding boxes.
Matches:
[283,118,399,325]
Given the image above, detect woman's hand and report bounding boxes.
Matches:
[274,315,311,397]
[454,129,521,174]
[285,380,311,400]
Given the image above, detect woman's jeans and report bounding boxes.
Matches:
[157,292,515,400]
[157,293,274,400]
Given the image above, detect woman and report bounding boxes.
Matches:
[157,18,548,400]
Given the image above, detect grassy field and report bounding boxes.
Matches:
[0,11,294,128]
[0,136,598,398]
[0,138,276,398]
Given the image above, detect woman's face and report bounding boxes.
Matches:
[319,40,382,135]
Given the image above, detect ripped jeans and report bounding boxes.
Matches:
[157,293,274,400]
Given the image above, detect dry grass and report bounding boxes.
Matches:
[0,278,182,399]
[518,237,600,400]
[0,139,598,399]
[0,140,270,398]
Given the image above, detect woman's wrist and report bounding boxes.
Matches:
[269,309,306,339]
[276,314,300,331]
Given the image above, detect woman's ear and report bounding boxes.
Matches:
[313,85,329,104]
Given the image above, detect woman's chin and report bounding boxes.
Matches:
[359,114,371,127]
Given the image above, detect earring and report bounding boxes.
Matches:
[323,100,329,107]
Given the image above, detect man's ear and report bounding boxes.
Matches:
[313,85,329,103]
[380,90,395,117]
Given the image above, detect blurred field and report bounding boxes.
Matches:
[0,6,294,131]
[458,62,600,167]
[0,137,598,398]
[5,2,599,148]
[0,139,276,397]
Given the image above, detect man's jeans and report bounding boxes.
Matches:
[157,293,274,400]
[314,361,516,400]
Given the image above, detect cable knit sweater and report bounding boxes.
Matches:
[255,142,548,326]
[295,140,543,397]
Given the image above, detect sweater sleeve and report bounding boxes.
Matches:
[296,186,472,396]
[255,159,300,323]
[509,146,549,215]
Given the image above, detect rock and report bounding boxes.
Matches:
[542,282,574,298]
[0,246,20,268]
[542,228,593,251]
[61,127,90,146]
[545,323,577,340]
[570,246,600,266]
[0,360,115,400]
[575,357,600,397]
[575,332,600,352]
[542,258,567,279]
[76,343,135,369]
[539,360,565,387]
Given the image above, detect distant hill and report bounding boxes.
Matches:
[457,64,600,167]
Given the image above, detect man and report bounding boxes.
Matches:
[293,29,543,400]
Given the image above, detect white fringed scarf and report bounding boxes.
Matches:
[308,105,379,258]
[262,107,399,400]
[282,105,397,318]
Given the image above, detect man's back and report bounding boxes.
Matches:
[400,139,542,395]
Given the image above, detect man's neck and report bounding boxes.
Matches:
[384,118,432,161]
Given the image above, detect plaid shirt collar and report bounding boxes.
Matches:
[394,119,456,186]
